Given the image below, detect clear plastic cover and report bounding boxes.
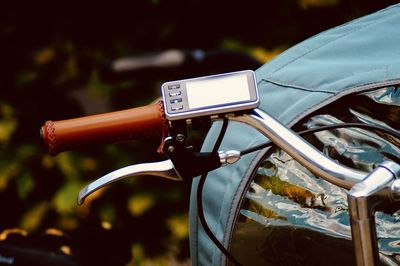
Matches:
[230,86,400,265]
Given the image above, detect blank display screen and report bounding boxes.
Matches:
[186,74,250,109]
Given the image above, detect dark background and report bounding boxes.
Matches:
[0,1,398,265]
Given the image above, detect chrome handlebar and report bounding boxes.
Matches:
[233,109,366,188]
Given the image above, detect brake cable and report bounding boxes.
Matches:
[196,117,244,266]
[241,122,400,156]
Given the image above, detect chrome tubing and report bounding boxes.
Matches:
[231,108,367,189]
[347,161,400,266]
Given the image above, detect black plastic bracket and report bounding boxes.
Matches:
[163,134,221,180]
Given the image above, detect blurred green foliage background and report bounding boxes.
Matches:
[0,0,398,265]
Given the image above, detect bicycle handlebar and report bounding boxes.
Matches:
[40,94,400,266]
[41,100,367,189]
[99,49,262,82]
[41,101,167,155]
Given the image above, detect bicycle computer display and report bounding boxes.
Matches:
[162,70,259,120]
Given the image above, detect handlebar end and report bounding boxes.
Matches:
[41,120,59,156]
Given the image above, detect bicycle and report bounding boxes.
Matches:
[40,4,400,266]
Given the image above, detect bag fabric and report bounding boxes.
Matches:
[189,4,400,266]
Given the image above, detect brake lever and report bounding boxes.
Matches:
[77,149,241,205]
[77,160,182,205]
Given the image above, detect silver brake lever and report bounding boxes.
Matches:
[77,159,182,205]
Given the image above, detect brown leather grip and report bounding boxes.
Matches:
[41,101,167,155]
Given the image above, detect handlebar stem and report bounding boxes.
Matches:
[348,161,400,266]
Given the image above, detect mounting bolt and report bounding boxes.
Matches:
[176,134,185,142]
[167,146,175,153]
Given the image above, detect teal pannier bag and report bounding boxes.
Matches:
[189,4,400,266]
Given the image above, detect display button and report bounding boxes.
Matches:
[168,84,180,90]
[171,105,183,111]
[170,98,182,104]
[169,91,182,97]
